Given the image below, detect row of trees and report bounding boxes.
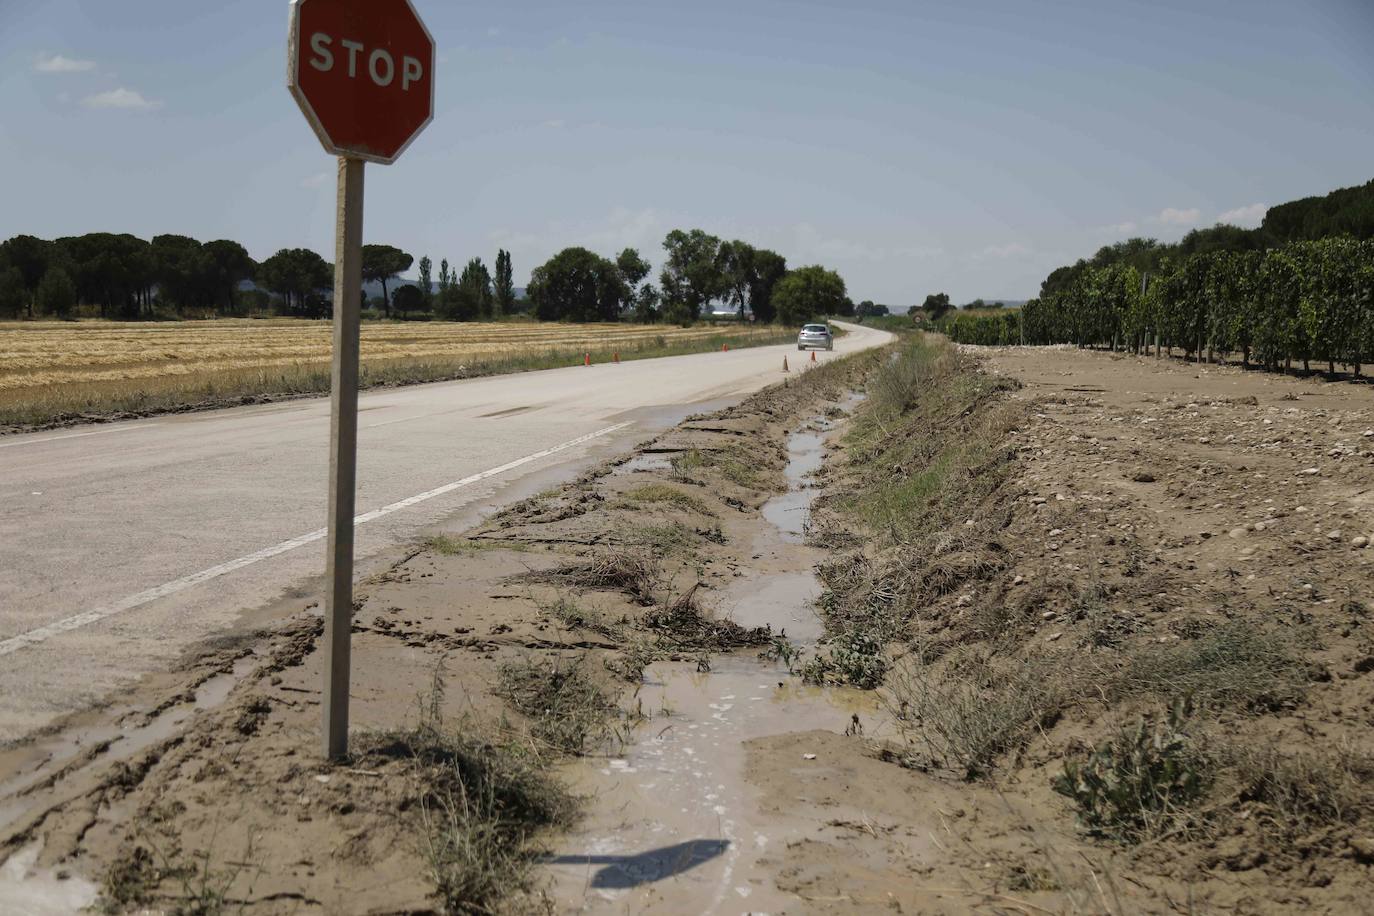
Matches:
[524,229,851,325]
[3,227,858,326]
[947,237,1374,376]
[0,233,430,320]
[0,233,257,319]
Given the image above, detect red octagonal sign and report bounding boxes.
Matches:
[288,0,435,165]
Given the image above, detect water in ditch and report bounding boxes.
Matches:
[545,412,883,914]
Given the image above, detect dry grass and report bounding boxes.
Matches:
[0,319,794,429]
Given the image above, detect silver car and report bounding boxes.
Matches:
[797,323,833,351]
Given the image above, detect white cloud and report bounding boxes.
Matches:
[1157,207,1201,226]
[82,87,161,110]
[35,53,95,73]
[301,171,331,189]
[1218,203,1266,226]
[979,242,1031,259]
[1096,220,1137,235]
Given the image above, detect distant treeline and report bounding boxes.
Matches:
[0,227,857,326]
[945,179,1374,375]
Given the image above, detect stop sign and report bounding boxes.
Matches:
[288,0,435,164]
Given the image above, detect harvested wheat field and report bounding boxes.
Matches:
[0,319,791,431]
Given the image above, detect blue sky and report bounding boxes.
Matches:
[2,0,1372,303]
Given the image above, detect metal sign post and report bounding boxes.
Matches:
[288,0,434,759]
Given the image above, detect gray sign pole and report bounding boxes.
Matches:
[323,155,364,760]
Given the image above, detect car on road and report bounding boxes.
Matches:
[797,323,834,351]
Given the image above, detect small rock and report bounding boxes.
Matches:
[1298,467,1319,476]
[1045,632,1063,642]
[803,753,817,760]
[1041,611,1057,620]
[1254,522,1267,532]
[954,594,972,607]
[314,775,331,784]
[1012,574,1025,585]
[1228,528,1247,539]
[1049,528,1064,536]
[1350,838,1374,863]
[1327,530,1343,542]
[1131,471,1156,483]
[1353,536,1369,549]
[1029,496,1047,505]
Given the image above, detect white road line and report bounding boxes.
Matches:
[0,424,161,450]
[0,421,632,657]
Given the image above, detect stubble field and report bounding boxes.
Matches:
[0,319,793,431]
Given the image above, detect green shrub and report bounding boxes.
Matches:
[1053,700,1209,842]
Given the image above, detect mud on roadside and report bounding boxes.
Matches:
[0,346,885,914]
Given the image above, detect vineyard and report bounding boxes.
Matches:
[949,237,1374,376]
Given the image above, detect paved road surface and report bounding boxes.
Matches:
[0,322,890,741]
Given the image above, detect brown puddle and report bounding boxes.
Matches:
[545,409,892,914]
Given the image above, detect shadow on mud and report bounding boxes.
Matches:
[543,839,730,888]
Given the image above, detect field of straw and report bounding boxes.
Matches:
[0,319,793,430]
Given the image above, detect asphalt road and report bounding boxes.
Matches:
[0,322,891,742]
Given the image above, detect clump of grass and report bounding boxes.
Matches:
[355,672,575,914]
[495,654,620,755]
[1053,700,1210,842]
[537,593,623,639]
[1223,742,1374,835]
[670,448,707,478]
[1112,619,1310,711]
[798,630,889,689]
[885,649,1071,780]
[624,483,717,516]
[521,549,662,605]
[623,522,698,556]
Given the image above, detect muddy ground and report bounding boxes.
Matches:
[1,338,1372,914]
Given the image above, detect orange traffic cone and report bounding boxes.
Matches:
[722,343,729,352]
[613,351,620,364]
[584,352,591,366]
[810,350,817,363]
[783,355,789,372]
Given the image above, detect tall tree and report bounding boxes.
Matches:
[438,258,453,298]
[747,249,787,323]
[360,244,413,317]
[0,235,51,317]
[659,229,724,324]
[204,240,255,316]
[453,257,494,320]
[36,265,77,317]
[417,255,433,311]
[772,265,848,326]
[527,247,629,322]
[718,240,757,320]
[615,248,651,318]
[258,248,332,317]
[493,249,515,316]
[150,234,216,314]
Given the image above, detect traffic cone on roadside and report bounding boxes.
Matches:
[783,355,789,372]
[722,343,729,352]
[614,351,620,364]
[584,352,591,366]
[810,350,817,363]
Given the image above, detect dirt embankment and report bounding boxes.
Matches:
[785,338,1374,913]
[0,347,882,914]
